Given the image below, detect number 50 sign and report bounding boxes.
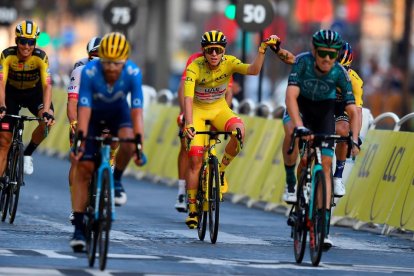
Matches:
[236,0,274,32]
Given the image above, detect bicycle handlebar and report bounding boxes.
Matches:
[73,132,144,161]
[3,114,42,121]
[189,128,243,149]
[287,129,353,158]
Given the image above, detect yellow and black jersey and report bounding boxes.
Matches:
[0,46,51,90]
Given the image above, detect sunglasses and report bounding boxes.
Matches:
[204,47,224,55]
[317,49,338,59]
[101,59,125,66]
[18,38,36,46]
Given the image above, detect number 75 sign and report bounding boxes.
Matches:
[103,0,137,28]
[236,0,274,32]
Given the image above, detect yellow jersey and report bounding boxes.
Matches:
[0,46,51,90]
[184,55,249,105]
[337,68,363,108]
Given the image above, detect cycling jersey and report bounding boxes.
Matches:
[336,68,363,107]
[79,59,143,110]
[181,52,234,89]
[184,55,248,105]
[288,52,355,104]
[78,59,144,160]
[67,59,86,100]
[0,46,51,91]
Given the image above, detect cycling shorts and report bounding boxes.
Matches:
[334,101,349,123]
[81,102,133,161]
[0,86,54,132]
[188,99,243,157]
[283,96,335,156]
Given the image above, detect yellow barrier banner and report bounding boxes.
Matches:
[258,120,286,204]
[335,130,396,218]
[382,132,414,230]
[242,119,284,201]
[226,115,265,194]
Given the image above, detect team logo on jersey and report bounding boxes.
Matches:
[133,98,142,107]
[185,77,193,82]
[204,87,220,93]
[215,73,228,81]
[80,97,89,105]
[86,67,97,77]
[127,65,140,76]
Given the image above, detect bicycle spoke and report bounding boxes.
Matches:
[208,157,220,244]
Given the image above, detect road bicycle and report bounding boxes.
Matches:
[73,134,142,270]
[0,114,45,224]
[192,122,242,244]
[287,128,352,266]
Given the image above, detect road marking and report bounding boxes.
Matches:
[0,267,65,275]
[22,214,145,242]
[0,249,15,257]
[166,230,270,245]
[32,249,76,259]
[107,253,160,259]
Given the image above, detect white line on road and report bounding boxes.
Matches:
[166,230,270,245]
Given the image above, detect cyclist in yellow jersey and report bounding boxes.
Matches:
[0,20,54,179]
[183,30,280,228]
[333,42,364,197]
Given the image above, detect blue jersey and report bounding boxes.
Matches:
[288,52,355,104]
[78,59,144,110]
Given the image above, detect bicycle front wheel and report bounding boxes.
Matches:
[86,174,98,268]
[309,170,326,266]
[98,168,112,271]
[197,166,207,241]
[208,156,220,244]
[8,143,24,224]
[293,170,307,264]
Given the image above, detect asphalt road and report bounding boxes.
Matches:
[0,153,413,275]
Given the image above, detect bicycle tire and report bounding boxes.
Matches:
[0,186,9,222]
[98,168,112,271]
[293,170,308,263]
[197,165,207,241]
[309,170,326,266]
[9,143,24,224]
[208,156,220,244]
[86,174,98,268]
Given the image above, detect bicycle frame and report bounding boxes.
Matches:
[94,144,115,221]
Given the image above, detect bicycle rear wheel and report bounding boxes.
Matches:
[8,143,24,224]
[208,156,220,244]
[197,165,207,241]
[98,169,112,271]
[293,170,308,263]
[86,175,98,268]
[309,170,326,266]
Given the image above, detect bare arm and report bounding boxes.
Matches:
[276,48,296,65]
[77,106,92,137]
[131,108,144,148]
[67,99,78,123]
[225,86,233,107]
[285,85,303,127]
[177,79,185,112]
[0,79,5,118]
[184,96,194,125]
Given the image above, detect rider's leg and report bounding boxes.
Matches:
[0,132,12,177]
[282,121,299,201]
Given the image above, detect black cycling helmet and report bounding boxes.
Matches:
[337,42,353,68]
[200,30,227,48]
[312,29,343,50]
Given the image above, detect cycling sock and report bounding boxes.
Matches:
[177,179,186,195]
[23,141,39,156]
[333,160,346,178]
[73,212,84,230]
[220,152,235,171]
[285,164,296,192]
[113,168,124,182]
[187,189,197,213]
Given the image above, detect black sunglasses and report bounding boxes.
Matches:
[316,49,338,59]
[204,47,224,55]
[18,38,36,46]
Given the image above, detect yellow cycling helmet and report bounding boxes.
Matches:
[99,32,130,61]
[15,20,40,39]
[201,30,227,48]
